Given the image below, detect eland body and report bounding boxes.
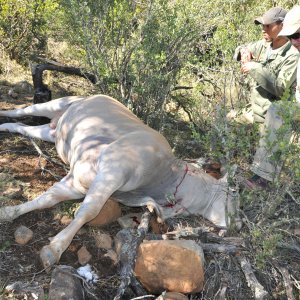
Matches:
[0,95,236,269]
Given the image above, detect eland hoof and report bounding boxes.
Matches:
[40,245,60,272]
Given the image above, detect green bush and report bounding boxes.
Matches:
[0,0,59,63]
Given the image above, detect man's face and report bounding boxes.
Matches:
[261,22,283,42]
[288,29,300,52]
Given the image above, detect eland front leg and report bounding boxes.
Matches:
[39,167,127,270]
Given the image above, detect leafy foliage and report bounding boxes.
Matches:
[0,0,59,62]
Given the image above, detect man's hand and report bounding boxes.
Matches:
[241,61,256,74]
[240,47,252,64]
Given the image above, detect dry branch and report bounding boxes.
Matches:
[162,225,245,247]
[29,137,68,178]
[114,210,152,300]
[272,262,295,300]
[200,243,239,254]
[237,256,269,300]
[215,284,228,300]
[31,62,96,105]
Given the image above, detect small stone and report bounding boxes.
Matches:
[77,227,88,235]
[14,226,33,245]
[77,246,92,265]
[60,215,73,225]
[94,232,112,249]
[104,249,119,265]
[157,292,189,300]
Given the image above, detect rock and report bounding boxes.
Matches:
[93,231,112,249]
[14,225,33,245]
[157,292,189,300]
[88,198,122,226]
[134,240,205,294]
[77,227,88,235]
[49,265,84,300]
[77,246,92,265]
[60,215,73,225]
[0,158,9,164]
[104,249,119,265]
[117,212,142,228]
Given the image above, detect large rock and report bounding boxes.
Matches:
[88,198,122,226]
[49,265,84,300]
[134,240,205,294]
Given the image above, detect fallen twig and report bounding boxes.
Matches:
[147,234,241,254]
[200,242,239,254]
[162,225,245,247]
[130,295,155,300]
[237,256,269,300]
[215,284,228,300]
[28,137,68,179]
[272,262,295,300]
[291,274,300,290]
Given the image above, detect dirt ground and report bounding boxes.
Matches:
[0,78,300,300]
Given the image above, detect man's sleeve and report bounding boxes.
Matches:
[248,54,298,98]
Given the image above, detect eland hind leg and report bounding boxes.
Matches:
[0,95,85,119]
[0,175,84,223]
[0,174,84,269]
[39,153,132,270]
[0,96,85,142]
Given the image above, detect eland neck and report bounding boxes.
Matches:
[169,161,230,227]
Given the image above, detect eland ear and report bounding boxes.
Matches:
[219,172,228,182]
[219,164,238,183]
